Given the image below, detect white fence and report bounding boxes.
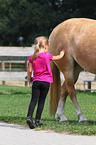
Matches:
[0,47,34,86]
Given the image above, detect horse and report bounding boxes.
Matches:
[49,18,96,123]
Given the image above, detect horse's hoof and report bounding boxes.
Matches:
[60,119,68,123]
[78,120,88,124]
[59,115,68,122]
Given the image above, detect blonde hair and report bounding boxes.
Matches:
[32,36,49,61]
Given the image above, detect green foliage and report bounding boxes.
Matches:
[0,0,96,46]
[0,0,28,46]
[0,85,96,135]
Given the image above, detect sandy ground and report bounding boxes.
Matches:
[0,80,96,91]
[0,80,28,87]
[0,71,96,90]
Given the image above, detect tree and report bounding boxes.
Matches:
[0,0,96,46]
[0,0,28,46]
[0,0,60,46]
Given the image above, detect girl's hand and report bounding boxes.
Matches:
[60,51,64,57]
[52,50,65,61]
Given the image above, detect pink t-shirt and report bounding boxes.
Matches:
[29,53,53,83]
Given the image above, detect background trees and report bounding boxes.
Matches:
[0,0,96,46]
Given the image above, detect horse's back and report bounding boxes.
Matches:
[69,18,96,74]
[49,18,96,74]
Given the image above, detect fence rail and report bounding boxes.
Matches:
[0,46,34,86]
[0,56,29,61]
[0,47,96,89]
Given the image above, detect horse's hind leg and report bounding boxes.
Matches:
[55,63,87,123]
[72,64,87,123]
[55,82,68,122]
[67,64,87,123]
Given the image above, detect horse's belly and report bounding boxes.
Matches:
[80,62,96,74]
[74,51,96,74]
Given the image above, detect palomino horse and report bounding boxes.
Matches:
[49,18,96,123]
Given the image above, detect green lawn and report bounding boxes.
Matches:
[0,85,96,135]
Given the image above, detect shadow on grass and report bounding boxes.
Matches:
[0,92,30,95]
[0,116,56,124]
[76,89,85,93]
[42,118,96,126]
[68,119,96,126]
[0,116,96,127]
[0,116,27,125]
[76,89,96,96]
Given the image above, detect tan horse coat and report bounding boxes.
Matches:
[49,18,96,123]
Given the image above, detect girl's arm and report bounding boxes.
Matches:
[27,63,32,82]
[52,51,64,61]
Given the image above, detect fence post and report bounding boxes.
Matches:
[2,61,5,85]
[25,60,28,86]
[88,81,91,90]
[94,75,96,80]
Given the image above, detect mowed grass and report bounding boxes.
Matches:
[0,85,96,135]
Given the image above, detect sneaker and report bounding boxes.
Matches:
[26,117,36,129]
[35,119,43,127]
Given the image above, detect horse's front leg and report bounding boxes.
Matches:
[55,82,68,122]
[67,79,87,123]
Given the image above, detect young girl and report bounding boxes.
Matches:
[26,36,64,129]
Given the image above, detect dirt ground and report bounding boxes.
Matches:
[0,71,96,91]
[0,80,29,87]
[75,80,96,91]
[0,80,95,91]
[0,80,96,91]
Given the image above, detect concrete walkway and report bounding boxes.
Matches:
[0,122,96,145]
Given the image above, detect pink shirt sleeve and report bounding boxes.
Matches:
[47,53,53,60]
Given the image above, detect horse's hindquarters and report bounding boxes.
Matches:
[73,45,96,74]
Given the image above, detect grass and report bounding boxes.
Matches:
[0,85,96,135]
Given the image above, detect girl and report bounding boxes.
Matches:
[27,36,64,129]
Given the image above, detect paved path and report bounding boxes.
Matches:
[0,122,96,145]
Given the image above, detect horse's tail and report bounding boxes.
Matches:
[49,61,61,115]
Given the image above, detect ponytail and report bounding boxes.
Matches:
[32,36,49,61]
[32,44,39,61]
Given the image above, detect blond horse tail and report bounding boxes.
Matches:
[49,61,61,115]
